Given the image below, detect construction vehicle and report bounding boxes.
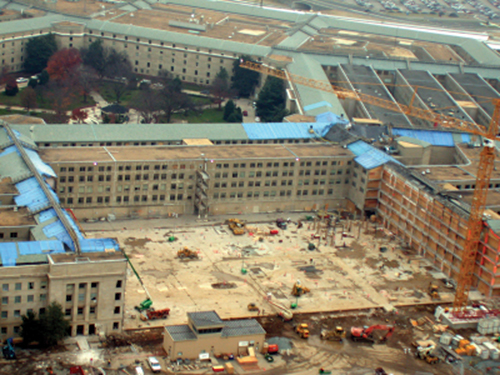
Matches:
[320,326,346,342]
[428,283,440,299]
[350,325,394,343]
[239,59,500,315]
[227,218,246,235]
[247,303,259,312]
[177,247,199,260]
[292,281,310,297]
[124,250,154,312]
[276,218,287,229]
[277,309,293,321]
[415,345,440,364]
[2,338,15,359]
[295,323,310,339]
[140,308,170,321]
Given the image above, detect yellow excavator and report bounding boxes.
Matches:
[428,283,439,299]
[227,218,246,235]
[292,281,310,297]
[177,247,199,260]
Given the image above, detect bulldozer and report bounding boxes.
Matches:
[247,303,259,312]
[321,326,346,342]
[227,218,246,235]
[428,283,439,299]
[295,323,310,339]
[177,247,199,260]
[292,281,310,297]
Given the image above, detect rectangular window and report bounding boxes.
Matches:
[14,296,21,303]
[2,284,8,292]
[27,295,34,302]
[15,283,21,291]
[115,293,121,301]
[1,297,7,305]
[40,294,47,301]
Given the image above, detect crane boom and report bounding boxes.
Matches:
[240,59,500,312]
[240,60,494,139]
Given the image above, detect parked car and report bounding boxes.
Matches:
[148,357,161,373]
[242,110,248,116]
[135,366,144,375]
[16,77,28,83]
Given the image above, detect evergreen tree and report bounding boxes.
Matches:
[39,302,70,347]
[223,100,236,121]
[231,56,260,98]
[23,34,58,74]
[256,76,288,122]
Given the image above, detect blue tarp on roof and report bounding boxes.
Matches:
[315,111,348,125]
[0,242,18,267]
[347,140,401,170]
[80,238,120,253]
[392,128,470,147]
[18,240,65,255]
[243,122,333,140]
[13,177,59,213]
[38,208,57,223]
[303,101,332,112]
[43,220,75,251]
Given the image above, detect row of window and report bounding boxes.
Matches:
[211,188,339,199]
[0,232,18,239]
[2,281,45,292]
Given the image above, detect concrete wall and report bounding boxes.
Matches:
[163,330,265,360]
[0,226,32,242]
[0,255,127,340]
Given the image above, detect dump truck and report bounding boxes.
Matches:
[295,323,310,339]
[292,282,310,297]
[177,247,199,260]
[140,308,170,321]
[227,218,246,235]
[321,327,346,341]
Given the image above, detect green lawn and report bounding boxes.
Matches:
[172,108,226,123]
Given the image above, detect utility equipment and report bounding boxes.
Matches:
[227,218,246,235]
[350,325,394,343]
[177,247,199,260]
[295,323,310,339]
[320,326,346,341]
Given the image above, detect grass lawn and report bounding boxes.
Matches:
[172,108,226,123]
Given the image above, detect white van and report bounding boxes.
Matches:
[135,367,144,375]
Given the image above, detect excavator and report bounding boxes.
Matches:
[292,281,310,297]
[428,283,440,299]
[350,325,394,343]
[321,326,346,342]
[177,247,199,260]
[227,218,246,235]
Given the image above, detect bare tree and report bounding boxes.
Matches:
[20,87,37,114]
[156,73,195,123]
[104,50,133,104]
[209,67,235,110]
[78,65,96,103]
[135,87,162,123]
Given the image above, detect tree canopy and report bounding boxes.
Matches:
[21,302,69,347]
[210,67,233,110]
[23,34,58,74]
[46,48,82,83]
[223,100,242,123]
[81,40,108,78]
[256,76,289,122]
[231,56,260,98]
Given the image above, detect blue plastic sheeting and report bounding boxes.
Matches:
[303,101,332,112]
[0,146,56,177]
[38,208,57,223]
[315,111,348,125]
[18,240,65,255]
[392,129,469,147]
[243,122,333,140]
[347,140,401,170]
[0,242,18,267]
[80,238,120,253]
[43,220,75,251]
[14,177,59,213]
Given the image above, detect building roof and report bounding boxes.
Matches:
[0,240,65,267]
[165,324,197,341]
[12,124,249,143]
[242,122,334,140]
[102,104,129,114]
[392,128,471,147]
[396,136,431,148]
[347,140,401,170]
[187,310,224,328]
[221,319,266,337]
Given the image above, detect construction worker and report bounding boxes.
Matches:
[108,359,111,367]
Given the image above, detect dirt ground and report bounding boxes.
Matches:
[82,213,454,332]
